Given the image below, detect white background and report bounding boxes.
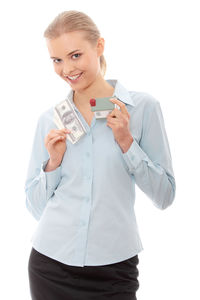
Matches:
[0,0,199,299]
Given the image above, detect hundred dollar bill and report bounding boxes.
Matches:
[53,98,87,144]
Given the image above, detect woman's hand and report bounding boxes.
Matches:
[106,98,133,153]
[44,128,71,167]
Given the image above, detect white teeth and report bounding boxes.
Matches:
[67,73,82,80]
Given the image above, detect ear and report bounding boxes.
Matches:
[96,37,105,57]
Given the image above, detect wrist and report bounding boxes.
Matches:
[118,134,134,153]
[45,159,61,172]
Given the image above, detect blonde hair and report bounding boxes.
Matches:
[43,10,106,77]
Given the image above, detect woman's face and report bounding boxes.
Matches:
[46,31,104,91]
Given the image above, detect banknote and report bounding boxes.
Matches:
[53,98,87,144]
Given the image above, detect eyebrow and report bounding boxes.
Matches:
[50,49,81,59]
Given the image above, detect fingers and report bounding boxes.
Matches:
[107,118,127,128]
[108,108,121,118]
[109,98,130,118]
[45,128,71,146]
[108,108,130,122]
[107,110,129,130]
[51,128,71,135]
[49,128,71,138]
[47,135,66,147]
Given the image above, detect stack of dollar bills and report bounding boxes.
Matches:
[54,98,86,144]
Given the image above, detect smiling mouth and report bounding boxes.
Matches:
[65,72,83,83]
[65,72,83,79]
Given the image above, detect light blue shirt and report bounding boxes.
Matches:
[25,79,176,267]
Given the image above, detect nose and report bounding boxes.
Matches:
[63,61,75,76]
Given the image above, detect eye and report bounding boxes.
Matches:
[72,53,81,59]
[53,58,62,64]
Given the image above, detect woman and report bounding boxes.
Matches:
[25,10,176,300]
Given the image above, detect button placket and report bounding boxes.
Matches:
[73,133,94,266]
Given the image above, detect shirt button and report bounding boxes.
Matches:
[81,220,86,226]
[86,152,90,157]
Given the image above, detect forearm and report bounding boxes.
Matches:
[25,174,47,220]
[122,139,176,209]
[25,159,62,220]
[133,156,176,209]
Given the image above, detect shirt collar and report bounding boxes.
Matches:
[106,79,135,107]
[66,79,135,110]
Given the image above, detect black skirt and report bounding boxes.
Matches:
[28,247,139,300]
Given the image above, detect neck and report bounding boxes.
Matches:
[73,74,114,108]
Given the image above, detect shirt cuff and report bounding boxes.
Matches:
[40,159,62,190]
[121,138,149,171]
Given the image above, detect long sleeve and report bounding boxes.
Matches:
[24,114,62,221]
[122,100,176,210]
